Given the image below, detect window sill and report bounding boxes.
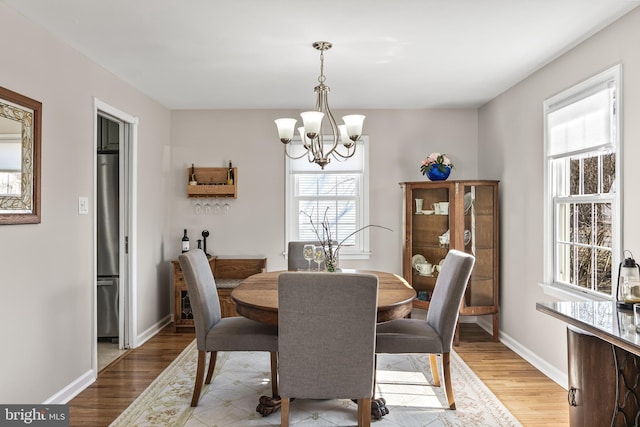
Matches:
[538,283,611,302]
[336,251,372,261]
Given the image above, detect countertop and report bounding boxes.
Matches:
[537,300,640,357]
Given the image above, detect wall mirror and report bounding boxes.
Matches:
[0,86,41,224]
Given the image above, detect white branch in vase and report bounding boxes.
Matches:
[300,208,392,272]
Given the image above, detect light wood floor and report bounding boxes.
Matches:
[68,323,569,426]
[454,324,568,426]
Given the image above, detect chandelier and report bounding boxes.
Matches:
[275,41,365,169]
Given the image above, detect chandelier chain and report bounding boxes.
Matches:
[318,50,326,84]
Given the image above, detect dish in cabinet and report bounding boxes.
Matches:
[411,254,426,269]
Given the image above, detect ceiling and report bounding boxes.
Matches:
[3,0,639,110]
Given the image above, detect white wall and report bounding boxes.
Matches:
[479,7,640,383]
[0,4,171,403]
[169,109,478,273]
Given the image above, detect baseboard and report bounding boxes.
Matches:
[46,314,173,404]
[476,317,568,390]
[44,369,95,404]
[136,314,173,347]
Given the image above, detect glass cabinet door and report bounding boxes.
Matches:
[409,183,451,304]
[461,183,498,314]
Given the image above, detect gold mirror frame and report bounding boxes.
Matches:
[0,86,41,224]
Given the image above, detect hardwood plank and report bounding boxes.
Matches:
[68,323,569,426]
[455,323,569,425]
[69,326,194,426]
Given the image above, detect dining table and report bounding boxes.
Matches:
[231,269,416,419]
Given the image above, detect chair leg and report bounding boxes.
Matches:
[453,321,460,346]
[442,352,456,409]
[429,354,440,387]
[205,351,218,384]
[357,398,371,427]
[373,354,378,396]
[281,397,290,427]
[270,352,278,397]
[191,350,208,407]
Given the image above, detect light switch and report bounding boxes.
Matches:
[78,196,89,214]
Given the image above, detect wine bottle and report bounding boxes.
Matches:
[189,163,197,185]
[181,229,190,253]
[227,161,234,185]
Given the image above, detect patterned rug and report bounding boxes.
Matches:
[111,340,521,426]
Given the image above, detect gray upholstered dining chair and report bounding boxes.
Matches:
[376,249,475,410]
[278,272,379,427]
[179,249,278,407]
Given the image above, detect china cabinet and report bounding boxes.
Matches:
[172,256,266,332]
[401,180,499,343]
[186,167,237,198]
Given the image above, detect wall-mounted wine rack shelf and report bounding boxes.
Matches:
[186,167,237,198]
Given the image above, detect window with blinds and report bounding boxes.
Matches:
[285,137,370,258]
[543,65,621,298]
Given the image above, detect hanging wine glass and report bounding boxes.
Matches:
[223,198,230,214]
[313,245,325,271]
[213,198,221,215]
[303,244,314,271]
[192,199,202,215]
[204,198,212,215]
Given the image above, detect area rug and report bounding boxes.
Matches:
[110,339,521,426]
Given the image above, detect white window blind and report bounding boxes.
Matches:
[547,85,614,157]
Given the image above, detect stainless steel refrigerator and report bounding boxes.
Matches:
[97,152,119,338]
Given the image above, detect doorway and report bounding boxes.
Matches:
[93,98,138,374]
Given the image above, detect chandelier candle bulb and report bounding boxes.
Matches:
[338,125,349,146]
[275,118,297,143]
[297,127,311,148]
[300,111,324,137]
[343,115,366,140]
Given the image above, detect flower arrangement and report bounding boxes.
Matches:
[301,208,392,272]
[420,152,454,175]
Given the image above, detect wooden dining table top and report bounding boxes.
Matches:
[231,269,416,326]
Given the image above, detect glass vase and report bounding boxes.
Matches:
[325,246,339,272]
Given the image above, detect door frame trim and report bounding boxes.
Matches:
[92,97,139,375]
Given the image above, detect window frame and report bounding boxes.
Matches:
[543,64,622,299]
[284,136,370,260]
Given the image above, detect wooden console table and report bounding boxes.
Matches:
[537,301,640,426]
[172,256,266,332]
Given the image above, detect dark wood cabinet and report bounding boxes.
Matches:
[566,325,640,427]
[538,302,640,426]
[566,326,617,426]
[401,180,499,343]
[172,256,266,332]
